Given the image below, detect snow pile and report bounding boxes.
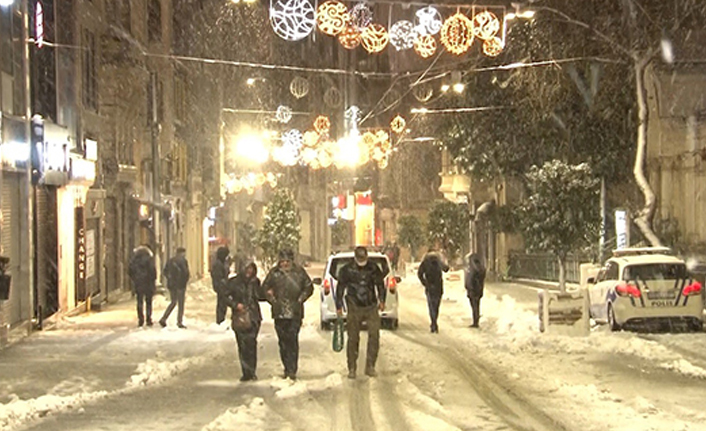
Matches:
[126,355,210,388]
[0,391,108,430]
[269,372,343,399]
[201,397,293,431]
[660,359,706,379]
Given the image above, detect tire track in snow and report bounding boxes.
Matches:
[394,309,573,431]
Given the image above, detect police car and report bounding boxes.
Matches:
[587,247,704,331]
[313,251,400,330]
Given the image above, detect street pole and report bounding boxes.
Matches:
[22,0,35,327]
[599,176,606,263]
[150,73,162,284]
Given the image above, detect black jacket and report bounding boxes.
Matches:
[418,252,449,294]
[335,261,386,309]
[223,263,263,326]
[210,247,230,294]
[129,246,156,294]
[465,255,486,299]
[163,254,190,290]
[262,264,313,320]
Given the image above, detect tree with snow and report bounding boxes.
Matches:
[520,160,600,293]
[427,201,470,265]
[397,215,426,262]
[256,189,301,269]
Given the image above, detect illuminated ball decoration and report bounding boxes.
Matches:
[276,105,293,123]
[338,24,361,49]
[349,2,373,30]
[314,115,331,134]
[303,130,320,148]
[290,76,310,99]
[282,129,303,149]
[269,0,316,41]
[324,87,343,108]
[378,156,389,170]
[360,24,389,54]
[482,37,504,57]
[316,1,349,36]
[471,11,500,41]
[390,115,406,134]
[415,6,443,36]
[440,13,474,55]
[414,34,437,59]
[389,20,417,51]
[413,83,434,102]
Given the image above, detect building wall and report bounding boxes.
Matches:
[645,66,706,247]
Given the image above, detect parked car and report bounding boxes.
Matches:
[587,247,703,332]
[313,251,400,330]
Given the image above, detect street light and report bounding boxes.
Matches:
[0,0,15,7]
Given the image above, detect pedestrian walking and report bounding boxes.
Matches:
[159,247,190,329]
[262,249,314,380]
[128,245,157,327]
[417,248,449,333]
[211,246,230,325]
[465,253,486,328]
[224,261,262,382]
[335,246,386,379]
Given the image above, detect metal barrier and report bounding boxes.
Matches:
[508,252,592,284]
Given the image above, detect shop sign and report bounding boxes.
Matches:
[85,229,95,279]
[75,207,86,299]
[69,157,96,184]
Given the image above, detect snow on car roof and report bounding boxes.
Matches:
[330,251,386,259]
[611,254,685,266]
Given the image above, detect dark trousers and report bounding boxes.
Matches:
[136,291,153,325]
[161,288,186,325]
[469,296,481,326]
[235,321,261,379]
[425,290,442,332]
[216,291,229,324]
[274,318,302,377]
[346,301,381,372]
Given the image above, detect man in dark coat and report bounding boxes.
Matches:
[417,248,450,333]
[210,246,230,325]
[465,253,486,328]
[128,245,157,327]
[262,249,313,380]
[224,261,262,381]
[335,246,386,379]
[159,247,190,329]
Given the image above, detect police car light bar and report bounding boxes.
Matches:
[612,247,673,257]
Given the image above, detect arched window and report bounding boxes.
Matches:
[148,0,161,42]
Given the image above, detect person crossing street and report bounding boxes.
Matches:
[335,246,386,379]
[159,247,190,329]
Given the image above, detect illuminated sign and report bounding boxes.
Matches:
[76,207,86,300]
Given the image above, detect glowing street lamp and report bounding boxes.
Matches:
[0,0,15,7]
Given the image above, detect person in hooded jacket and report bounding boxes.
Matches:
[262,249,314,380]
[417,248,450,333]
[159,247,190,329]
[465,253,486,328]
[210,246,231,325]
[335,246,386,379]
[224,261,263,381]
[128,245,157,327]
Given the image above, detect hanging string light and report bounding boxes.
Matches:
[471,11,500,41]
[269,0,316,41]
[338,24,362,49]
[290,76,310,99]
[440,12,474,55]
[360,23,389,53]
[483,36,504,57]
[349,2,373,30]
[389,20,417,51]
[316,1,350,36]
[314,115,331,134]
[415,6,443,36]
[414,34,437,58]
[275,105,293,123]
[390,115,406,134]
[413,83,434,102]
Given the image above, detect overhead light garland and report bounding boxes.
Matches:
[314,115,331,134]
[483,37,504,57]
[338,24,362,49]
[415,6,443,36]
[471,11,500,41]
[290,76,310,99]
[225,172,280,195]
[389,20,417,51]
[440,12,474,55]
[316,1,350,36]
[276,105,293,123]
[349,2,373,30]
[360,23,389,54]
[269,0,316,41]
[414,34,437,59]
[390,115,406,134]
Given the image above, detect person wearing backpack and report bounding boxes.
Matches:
[159,247,190,329]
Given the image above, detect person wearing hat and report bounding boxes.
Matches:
[261,248,314,380]
[335,246,386,379]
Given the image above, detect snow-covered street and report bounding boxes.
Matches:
[1,267,706,431]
